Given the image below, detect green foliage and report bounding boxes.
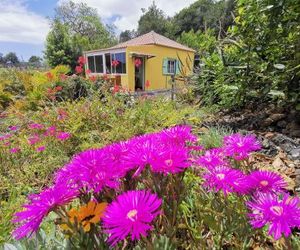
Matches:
[137,1,175,38]
[44,20,80,70]
[192,0,300,109]
[3,52,19,66]
[45,1,116,70]
[199,126,233,149]
[173,0,235,37]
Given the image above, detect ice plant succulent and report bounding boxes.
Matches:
[248,170,287,194]
[55,148,122,193]
[12,184,78,239]
[223,133,261,160]
[103,190,162,246]
[247,193,300,240]
[202,165,249,195]
[197,148,226,169]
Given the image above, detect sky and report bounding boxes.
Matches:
[0,0,195,61]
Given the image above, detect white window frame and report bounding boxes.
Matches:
[85,49,127,75]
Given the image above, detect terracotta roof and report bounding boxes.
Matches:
[85,31,195,53]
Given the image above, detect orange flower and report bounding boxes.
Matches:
[61,201,107,233]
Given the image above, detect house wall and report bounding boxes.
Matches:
[126,45,195,91]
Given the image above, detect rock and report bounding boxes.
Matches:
[265,132,275,139]
[290,130,300,138]
[262,118,273,126]
[277,120,287,128]
[290,148,300,160]
[269,113,286,122]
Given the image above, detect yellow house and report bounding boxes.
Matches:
[84,31,195,92]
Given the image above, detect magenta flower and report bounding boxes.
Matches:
[202,166,249,195]
[248,170,287,194]
[28,135,40,145]
[36,146,46,152]
[44,126,56,136]
[247,193,300,240]
[0,134,12,141]
[123,135,160,176]
[12,184,78,239]
[197,148,227,169]
[55,149,122,193]
[10,147,20,154]
[103,190,162,246]
[160,125,197,145]
[150,145,190,174]
[223,133,261,160]
[28,123,44,130]
[56,132,71,141]
[9,126,19,131]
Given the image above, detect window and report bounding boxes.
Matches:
[87,52,126,74]
[87,56,95,73]
[163,58,178,75]
[87,55,104,73]
[167,60,176,74]
[95,55,103,73]
[105,53,111,73]
[111,52,126,74]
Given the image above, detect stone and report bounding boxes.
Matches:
[277,120,287,128]
[290,148,300,161]
[269,113,286,122]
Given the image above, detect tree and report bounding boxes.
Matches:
[137,1,174,38]
[4,52,19,66]
[28,56,42,68]
[0,53,4,65]
[44,20,80,69]
[173,0,235,37]
[54,0,116,50]
[119,30,136,42]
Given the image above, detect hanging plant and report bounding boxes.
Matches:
[134,58,142,68]
[111,60,120,67]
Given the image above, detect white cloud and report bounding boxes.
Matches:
[0,0,50,44]
[59,0,196,32]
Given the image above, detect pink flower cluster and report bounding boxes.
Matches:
[12,129,300,244]
[1,122,71,154]
[196,133,300,240]
[13,125,196,243]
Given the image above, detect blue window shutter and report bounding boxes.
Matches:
[162,58,168,75]
[175,60,182,75]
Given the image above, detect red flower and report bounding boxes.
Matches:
[55,86,63,91]
[89,75,97,82]
[75,66,83,74]
[85,69,91,75]
[145,80,150,88]
[77,56,86,65]
[111,60,119,67]
[113,85,120,94]
[60,74,67,81]
[134,58,142,68]
[102,74,109,80]
[45,72,54,80]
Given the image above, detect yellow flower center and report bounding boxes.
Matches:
[127,209,138,222]
[270,205,283,216]
[216,173,225,180]
[260,180,269,187]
